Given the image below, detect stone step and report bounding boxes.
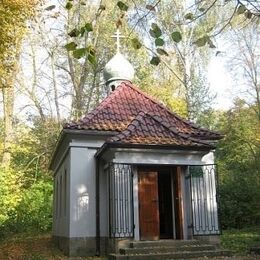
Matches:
[129,240,205,248]
[119,244,216,255]
[109,249,233,260]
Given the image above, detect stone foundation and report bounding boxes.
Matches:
[108,238,133,253]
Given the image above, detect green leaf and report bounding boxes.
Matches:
[117,1,128,11]
[155,38,164,46]
[156,48,168,56]
[245,10,252,19]
[73,48,86,59]
[184,12,194,20]
[78,23,93,37]
[146,4,155,11]
[149,29,156,38]
[65,2,73,10]
[150,23,162,38]
[64,42,77,51]
[45,5,56,11]
[68,28,80,37]
[237,5,246,15]
[88,53,96,64]
[85,23,93,32]
[150,56,160,66]
[194,35,209,47]
[80,27,86,37]
[198,7,205,12]
[171,31,182,43]
[131,38,142,49]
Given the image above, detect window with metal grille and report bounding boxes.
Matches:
[188,164,220,235]
[108,163,134,238]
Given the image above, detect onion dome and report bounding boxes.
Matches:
[103,52,135,86]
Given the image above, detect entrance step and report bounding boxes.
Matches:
[129,240,204,248]
[108,240,233,260]
[119,244,216,255]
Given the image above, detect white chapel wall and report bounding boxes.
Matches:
[201,151,214,164]
[53,152,70,237]
[69,146,97,237]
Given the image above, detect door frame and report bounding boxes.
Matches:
[137,166,184,240]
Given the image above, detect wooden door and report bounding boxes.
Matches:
[138,171,159,240]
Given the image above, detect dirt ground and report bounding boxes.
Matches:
[0,233,259,260]
[0,233,103,260]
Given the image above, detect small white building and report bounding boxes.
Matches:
[50,50,222,256]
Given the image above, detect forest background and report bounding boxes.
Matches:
[0,0,259,239]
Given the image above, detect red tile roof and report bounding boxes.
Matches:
[108,112,212,147]
[65,81,222,147]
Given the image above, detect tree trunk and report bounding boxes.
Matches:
[50,52,61,122]
[2,86,14,168]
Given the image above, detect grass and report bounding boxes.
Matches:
[221,226,260,254]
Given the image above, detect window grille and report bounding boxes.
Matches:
[107,163,134,238]
[188,164,220,235]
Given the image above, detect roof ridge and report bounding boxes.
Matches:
[145,112,212,146]
[109,111,211,147]
[108,111,146,142]
[123,82,220,136]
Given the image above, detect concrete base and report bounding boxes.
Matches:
[53,236,108,256]
[108,238,133,253]
[195,235,220,245]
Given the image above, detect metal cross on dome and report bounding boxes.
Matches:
[111,29,125,53]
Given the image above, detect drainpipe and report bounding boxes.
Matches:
[95,157,100,256]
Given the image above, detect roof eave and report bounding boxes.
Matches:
[49,128,118,170]
[95,142,214,159]
[192,134,224,141]
[62,128,119,136]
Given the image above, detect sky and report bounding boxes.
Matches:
[208,55,233,110]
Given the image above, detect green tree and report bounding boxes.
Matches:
[0,0,39,167]
[216,100,260,228]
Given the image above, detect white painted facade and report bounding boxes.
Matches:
[52,133,108,240]
[53,152,70,237]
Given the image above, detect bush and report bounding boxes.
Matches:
[14,180,53,232]
[0,167,23,233]
[219,170,260,229]
[0,178,53,238]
